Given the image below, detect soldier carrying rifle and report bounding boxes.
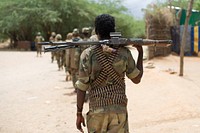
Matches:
[49,32,56,63]
[75,14,143,133]
[42,14,172,133]
[34,32,44,57]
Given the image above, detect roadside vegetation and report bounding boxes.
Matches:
[0,0,145,44]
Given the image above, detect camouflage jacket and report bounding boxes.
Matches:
[35,35,44,43]
[76,46,140,91]
[76,45,140,113]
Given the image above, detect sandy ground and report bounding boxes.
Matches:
[0,50,200,133]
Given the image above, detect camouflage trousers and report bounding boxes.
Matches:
[86,111,129,133]
[36,45,42,56]
[51,51,56,62]
[71,68,79,88]
[55,51,64,70]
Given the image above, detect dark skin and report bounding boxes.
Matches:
[76,35,143,132]
[131,44,143,84]
[76,89,86,133]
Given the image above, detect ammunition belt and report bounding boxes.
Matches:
[89,45,127,109]
[91,45,125,88]
[89,85,127,109]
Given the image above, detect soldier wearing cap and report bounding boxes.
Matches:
[82,27,90,41]
[55,34,65,71]
[49,32,56,63]
[65,32,73,81]
[69,28,82,93]
[34,32,44,57]
[81,27,91,50]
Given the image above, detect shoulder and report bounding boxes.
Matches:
[118,47,132,56]
[80,46,95,60]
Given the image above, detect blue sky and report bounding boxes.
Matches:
[122,0,156,19]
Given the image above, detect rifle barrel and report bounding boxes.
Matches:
[142,39,173,46]
[43,38,173,52]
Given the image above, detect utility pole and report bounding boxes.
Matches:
[179,0,194,76]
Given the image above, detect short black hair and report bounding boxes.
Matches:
[95,14,115,39]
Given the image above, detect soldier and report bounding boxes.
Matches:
[75,14,143,132]
[65,32,73,81]
[81,27,91,50]
[49,32,56,63]
[34,32,44,57]
[55,34,65,71]
[70,28,82,94]
[82,27,90,41]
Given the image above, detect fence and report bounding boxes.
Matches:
[171,25,200,56]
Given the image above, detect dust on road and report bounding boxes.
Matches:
[0,51,200,133]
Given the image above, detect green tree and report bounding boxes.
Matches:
[0,0,61,43]
[0,0,145,46]
[89,0,145,37]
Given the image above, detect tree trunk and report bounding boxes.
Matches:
[169,0,172,12]
[179,0,194,76]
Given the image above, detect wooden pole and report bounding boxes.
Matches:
[179,0,194,76]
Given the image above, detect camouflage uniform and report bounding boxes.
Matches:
[49,32,56,63]
[76,46,140,132]
[55,34,65,71]
[65,32,73,81]
[89,34,98,41]
[81,27,91,101]
[70,29,82,91]
[80,27,91,56]
[70,28,91,90]
[34,32,44,57]
[82,27,90,41]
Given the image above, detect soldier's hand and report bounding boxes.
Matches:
[76,113,85,133]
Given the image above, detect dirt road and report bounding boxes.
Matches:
[0,51,200,133]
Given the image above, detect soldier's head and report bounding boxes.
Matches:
[82,27,90,34]
[37,32,41,36]
[95,14,115,40]
[66,33,73,40]
[72,28,79,37]
[55,34,62,41]
[82,27,90,38]
[51,32,56,37]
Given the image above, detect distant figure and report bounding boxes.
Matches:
[81,27,91,50]
[82,27,90,41]
[65,32,73,81]
[49,32,56,63]
[34,32,44,57]
[70,28,82,94]
[55,34,65,71]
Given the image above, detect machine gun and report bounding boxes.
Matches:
[43,32,173,52]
